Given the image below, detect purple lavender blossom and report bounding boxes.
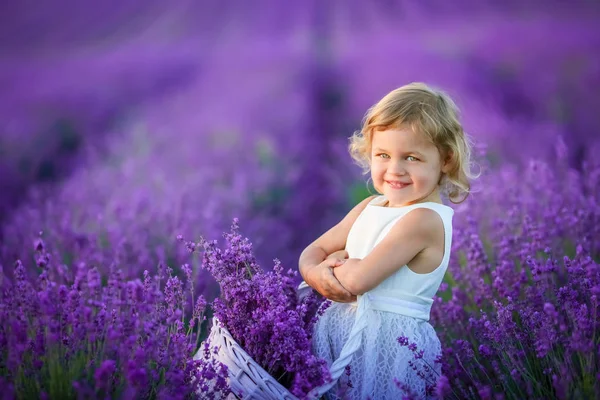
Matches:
[0,236,229,399]
[183,219,331,398]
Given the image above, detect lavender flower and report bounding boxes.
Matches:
[0,236,229,399]
[183,219,330,398]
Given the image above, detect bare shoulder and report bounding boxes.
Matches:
[389,207,444,242]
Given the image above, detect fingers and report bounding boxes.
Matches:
[332,259,345,267]
[330,292,357,303]
[330,258,346,267]
[313,259,355,302]
[321,272,355,302]
[321,258,345,268]
[326,250,349,261]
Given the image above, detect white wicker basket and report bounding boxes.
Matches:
[195,282,315,399]
[201,316,300,400]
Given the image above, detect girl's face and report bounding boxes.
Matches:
[370,126,449,207]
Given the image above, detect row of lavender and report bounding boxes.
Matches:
[432,143,600,398]
[3,140,598,399]
[3,148,598,398]
[1,5,599,399]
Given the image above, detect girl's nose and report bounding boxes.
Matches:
[389,162,407,175]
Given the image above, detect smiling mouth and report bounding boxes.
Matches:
[386,181,411,189]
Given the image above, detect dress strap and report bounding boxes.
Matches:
[367,195,386,206]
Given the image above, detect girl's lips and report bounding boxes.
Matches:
[386,181,411,189]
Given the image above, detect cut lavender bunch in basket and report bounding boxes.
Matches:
[181,218,331,399]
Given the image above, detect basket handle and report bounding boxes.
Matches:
[296,281,313,302]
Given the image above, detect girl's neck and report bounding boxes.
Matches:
[382,193,444,208]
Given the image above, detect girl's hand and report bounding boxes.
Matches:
[326,250,349,263]
[306,258,356,303]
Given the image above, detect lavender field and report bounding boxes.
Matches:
[1,1,600,399]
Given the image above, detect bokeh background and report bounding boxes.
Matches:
[1,0,599,289]
[2,2,600,398]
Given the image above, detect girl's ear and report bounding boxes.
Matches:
[441,150,454,174]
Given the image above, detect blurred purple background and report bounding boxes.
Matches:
[1,0,599,279]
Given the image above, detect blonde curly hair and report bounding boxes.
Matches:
[349,82,478,204]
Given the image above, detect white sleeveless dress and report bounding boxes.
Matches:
[304,195,454,400]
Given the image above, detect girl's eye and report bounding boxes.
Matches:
[377,153,390,159]
[406,156,419,162]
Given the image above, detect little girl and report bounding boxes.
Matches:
[298,82,475,399]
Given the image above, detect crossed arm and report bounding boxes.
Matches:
[330,208,435,295]
[298,196,376,302]
[299,199,439,299]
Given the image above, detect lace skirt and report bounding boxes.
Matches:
[312,302,442,400]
